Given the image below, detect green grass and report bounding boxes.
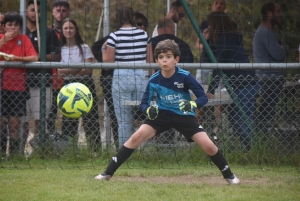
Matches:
[0,164,299,201]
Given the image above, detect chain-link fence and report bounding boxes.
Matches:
[0,63,300,169]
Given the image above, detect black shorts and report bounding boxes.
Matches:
[1,90,28,117]
[143,112,206,142]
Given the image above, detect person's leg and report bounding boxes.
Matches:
[102,76,119,149]
[95,124,156,179]
[8,116,21,154]
[258,76,285,128]
[48,88,59,134]
[228,87,257,151]
[112,70,135,146]
[191,132,239,183]
[0,116,8,157]
[83,82,101,153]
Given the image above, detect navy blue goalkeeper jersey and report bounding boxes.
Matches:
[139,67,208,116]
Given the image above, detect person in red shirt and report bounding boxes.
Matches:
[0,12,38,157]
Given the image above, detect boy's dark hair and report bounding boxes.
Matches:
[116,6,135,28]
[134,11,148,29]
[261,2,275,21]
[52,0,70,9]
[27,0,40,6]
[170,0,182,9]
[154,39,180,59]
[3,12,23,28]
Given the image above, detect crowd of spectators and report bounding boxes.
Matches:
[0,0,298,159]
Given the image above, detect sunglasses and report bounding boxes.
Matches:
[176,10,185,18]
[136,22,147,28]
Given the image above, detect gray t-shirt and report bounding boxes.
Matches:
[253,24,289,76]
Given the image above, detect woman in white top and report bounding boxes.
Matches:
[58,18,101,154]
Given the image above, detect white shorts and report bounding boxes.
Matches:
[25,87,53,122]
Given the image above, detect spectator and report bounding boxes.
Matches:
[134,11,148,32]
[0,12,4,34]
[49,0,70,39]
[102,6,152,146]
[253,3,289,131]
[152,0,185,37]
[195,0,228,138]
[24,0,61,152]
[0,12,38,157]
[151,18,194,63]
[47,0,70,138]
[58,18,101,154]
[204,12,258,152]
[92,35,119,149]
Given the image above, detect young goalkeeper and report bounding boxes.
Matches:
[95,39,240,184]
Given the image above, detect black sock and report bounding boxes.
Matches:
[105,145,135,176]
[209,149,233,179]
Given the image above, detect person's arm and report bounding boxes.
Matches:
[0,32,15,49]
[76,57,93,76]
[186,73,208,107]
[102,46,115,62]
[263,32,288,61]
[10,55,38,62]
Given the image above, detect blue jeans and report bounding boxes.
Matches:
[112,69,148,146]
[227,85,258,151]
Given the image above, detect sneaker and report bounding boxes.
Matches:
[225,174,240,185]
[95,172,111,180]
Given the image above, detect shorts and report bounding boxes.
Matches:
[0,90,28,117]
[25,87,53,121]
[143,112,206,142]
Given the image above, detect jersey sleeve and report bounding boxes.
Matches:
[185,73,208,107]
[82,44,94,60]
[107,32,116,48]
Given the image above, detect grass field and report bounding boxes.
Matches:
[0,164,299,201]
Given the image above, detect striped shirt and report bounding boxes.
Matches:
[107,27,150,63]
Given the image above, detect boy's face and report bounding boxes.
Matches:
[4,21,20,38]
[155,50,179,72]
[52,5,69,22]
[26,4,40,23]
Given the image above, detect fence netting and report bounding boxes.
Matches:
[1,70,299,169]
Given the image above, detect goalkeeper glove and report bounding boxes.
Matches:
[179,100,197,113]
[146,105,159,120]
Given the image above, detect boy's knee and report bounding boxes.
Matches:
[203,142,218,156]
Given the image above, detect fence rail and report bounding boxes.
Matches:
[0,63,299,169]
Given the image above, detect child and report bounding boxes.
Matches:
[0,11,38,156]
[95,39,240,185]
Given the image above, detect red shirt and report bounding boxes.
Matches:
[48,25,64,89]
[0,34,38,91]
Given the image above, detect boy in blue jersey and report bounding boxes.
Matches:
[95,39,240,185]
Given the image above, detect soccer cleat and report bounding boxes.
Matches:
[225,174,240,185]
[95,172,111,181]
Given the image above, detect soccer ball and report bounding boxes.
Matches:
[57,82,93,118]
